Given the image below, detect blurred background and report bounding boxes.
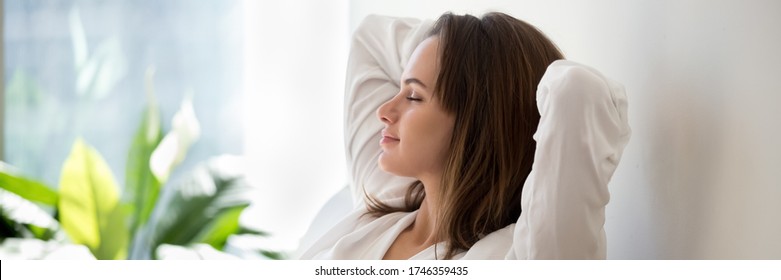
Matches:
[2,0,349,259]
[2,0,780,259]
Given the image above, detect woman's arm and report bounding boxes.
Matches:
[344,15,432,207]
[511,60,631,259]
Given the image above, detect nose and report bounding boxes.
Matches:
[376,93,399,124]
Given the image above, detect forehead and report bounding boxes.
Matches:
[402,36,440,88]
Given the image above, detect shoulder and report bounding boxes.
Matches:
[298,208,415,259]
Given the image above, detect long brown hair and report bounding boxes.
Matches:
[366,12,564,259]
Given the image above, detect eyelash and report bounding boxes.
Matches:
[405,91,422,102]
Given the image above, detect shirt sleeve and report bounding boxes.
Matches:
[509,60,632,259]
[344,15,433,207]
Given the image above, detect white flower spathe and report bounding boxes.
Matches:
[150,94,201,183]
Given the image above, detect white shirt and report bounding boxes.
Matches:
[300,15,631,260]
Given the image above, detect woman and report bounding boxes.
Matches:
[300,12,630,259]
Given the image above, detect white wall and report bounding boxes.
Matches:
[349,0,781,259]
[242,0,349,251]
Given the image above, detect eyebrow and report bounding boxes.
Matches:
[403,78,428,89]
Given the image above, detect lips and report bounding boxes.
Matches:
[380,129,399,145]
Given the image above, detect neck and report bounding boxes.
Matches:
[408,176,442,246]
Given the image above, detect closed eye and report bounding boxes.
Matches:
[405,90,423,102]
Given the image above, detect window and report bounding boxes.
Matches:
[4,0,349,257]
[4,0,244,190]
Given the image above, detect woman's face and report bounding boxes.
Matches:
[376,37,455,181]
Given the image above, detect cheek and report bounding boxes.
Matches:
[428,123,454,161]
[405,116,454,167]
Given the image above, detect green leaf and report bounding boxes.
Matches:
[132,156,253,259]
[58,139,128,259]
[0,169,58,206]
[1,209,24,239]
[259,250,286,260]
[0,189,60,240]
[195,206,246,250]
[236,226,268,236]
[27,224,58,240]
[125,69,164,235]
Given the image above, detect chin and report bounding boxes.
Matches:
[377,157,393,173]
[377,157,406,177]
